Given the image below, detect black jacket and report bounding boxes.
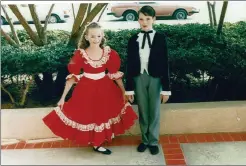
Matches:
[125,32,171,92]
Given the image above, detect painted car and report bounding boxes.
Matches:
[107,2,200,21]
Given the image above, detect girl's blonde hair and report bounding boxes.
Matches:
[78,22,106,49]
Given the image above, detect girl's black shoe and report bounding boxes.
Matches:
[93,146,112,155]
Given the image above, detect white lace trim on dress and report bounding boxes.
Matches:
[79,46,111,68]
[54,102,131,132]
[107,71,124,80]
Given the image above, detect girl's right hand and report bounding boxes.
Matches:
[57,98,65,110]
[126,95,134,103]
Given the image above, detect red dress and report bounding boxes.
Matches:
[43,46,138,146]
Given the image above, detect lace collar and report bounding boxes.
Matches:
[79,46,111,68]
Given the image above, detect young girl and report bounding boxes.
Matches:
[43,22,138,155]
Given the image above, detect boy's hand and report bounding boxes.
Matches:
[126,95,134,103]
[160,95,169,103]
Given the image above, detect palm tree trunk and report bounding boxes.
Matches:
[20,75,34,106]
[77,3,107,40]
[29,4,43,40]
[217,1,228,36]
[8,5,43,46]
[70,4,88,36]
[86,3,92,17]
[211,2,217,26]
[97,4,108,22]
[42,4,55,44]
[71,4,76,21]
[1,28,19,47]
[207,1,213,27]
[1,84,16,104]
[1,6,20,45]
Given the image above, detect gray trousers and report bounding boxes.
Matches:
[134,71,161,146]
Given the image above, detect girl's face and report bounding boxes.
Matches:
[85,28,103,46]
[138,12,155,31]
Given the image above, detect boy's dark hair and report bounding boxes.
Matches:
[138,5,156,17]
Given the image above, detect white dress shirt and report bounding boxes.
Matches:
[126,30,171,96]
[138,30,155,74]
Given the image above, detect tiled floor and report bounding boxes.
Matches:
[2,132,246,165]
[2,146,166,165]
[181,142,246,165]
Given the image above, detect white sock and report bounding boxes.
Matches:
[94,146,106,151]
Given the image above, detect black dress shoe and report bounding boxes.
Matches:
[93,147,112,155]
[137,143,148,152]
[148,145,159,155]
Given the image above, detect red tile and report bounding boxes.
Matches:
[107,136,132,146]
[70,142,79,148]
[194,134,207,143]
[108,138,122,146]
[165,153,185,160]
[60,140,71,148]
[131,135,141,141]
[24,143,35,149]
[221,133,233,141]
[78,144,88,147]
[6,143,17,149]
[51,141,61,148]
[229,133,242,141]
[76,142,88,147]
[112,137,124,146]
[166,159,186,165]
[203,134,215,142]
[176,135,188,143]
[114,137,126,145]
[131,136,141,145]
[42,142,53,148]
[118,136,134,145]
[33,142,44,149]
[15,142,26,149]
[240,133,246,141]
[163,148,183,154]
[169,135,179,143]
[160,135,169,144]
[186,135,197,143]
[213,133,224,142]
[162,143,180,149]
[1,145,8,149]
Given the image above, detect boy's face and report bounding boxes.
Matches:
[138,12,155,31]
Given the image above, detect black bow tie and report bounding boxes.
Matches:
[140,30,153,49]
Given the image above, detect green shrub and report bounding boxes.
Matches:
[1,22,246,106]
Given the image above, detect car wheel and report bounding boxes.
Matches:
[173,9,187,20]
[123,11,137,21]
[48,15,60,23]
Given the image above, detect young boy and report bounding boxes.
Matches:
[125,6,171,155]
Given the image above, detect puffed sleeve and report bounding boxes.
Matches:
[66,49,83,82]
[106,49,124,80]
